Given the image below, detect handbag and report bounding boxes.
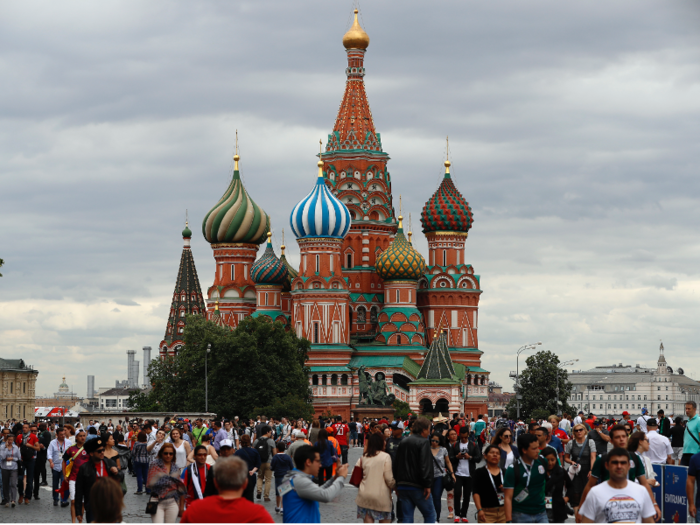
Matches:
[145,495,159,515]
[432,453,455,491]
[349,458,363,488]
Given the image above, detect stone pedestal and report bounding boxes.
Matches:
[352,405,395,421]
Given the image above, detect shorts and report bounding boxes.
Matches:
[672,447,683,460]
[357,506,392,521]
[275,476,285,495]
[69,480,76,501]
[350,431,358,441]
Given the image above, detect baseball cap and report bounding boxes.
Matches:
[593,419,602,426]
[390,423,400,430]
[220,439,233,449]
[622,411,629,416]
[641,407,648,414]
[646,418,658,427]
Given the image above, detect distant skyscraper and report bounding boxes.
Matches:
[142,346,152,386]
[87,375,95,398]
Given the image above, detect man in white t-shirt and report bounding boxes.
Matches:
[643,419,673,465]
[637,408,651,433]
[579,447,655,523]
[573,411,584,427]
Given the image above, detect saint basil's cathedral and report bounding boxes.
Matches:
[159,10,489,419]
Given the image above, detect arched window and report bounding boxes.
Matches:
[370,307,378,323]
[341,374,348,386]
[443,250,447,266]
[346,253,353,268]
[312,375,319,386]
[316,255,320,273]
[314,324,320,344]
[331,374,338,386]
[321,374,327,386]
[357,306,366,324]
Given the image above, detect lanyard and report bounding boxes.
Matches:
[519,459,533,489]
[489,469,503,493]
[96,461,104,477]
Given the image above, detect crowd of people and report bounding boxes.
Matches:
[0,400,699,523]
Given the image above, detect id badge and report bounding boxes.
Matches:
[497,492,505,506]
[545,496,553,509]
[277,481,293,497]
[6,461,12,468]
[514,488,529,503]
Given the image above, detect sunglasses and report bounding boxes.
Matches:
[430,439,440,443]
[502,434,512,438]
[95,449,105,454]
[574,429,585,432]
[162,452,174,456]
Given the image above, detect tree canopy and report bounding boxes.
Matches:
[129,315,312,419]
[0,258,4,277]
[505,350,576,420]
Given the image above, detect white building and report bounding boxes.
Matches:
[567,344,700,419]
[97,387,132,412]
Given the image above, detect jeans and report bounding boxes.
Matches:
[243,474,256,502]
[397,487,437,523]
[51,469,67,503]
[340,445,349,464]
[134,461,149,493]
[2,469,18,503]
[18,458,35,499]
[431,475,444,520]
[512,511,549,523]
[454,474,473,518]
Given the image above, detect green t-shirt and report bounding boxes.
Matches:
[474,420,486,438]
[590,452,645,482]
[684,414,700,455]
[504,457,548,515]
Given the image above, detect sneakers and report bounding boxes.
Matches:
[462,519,469,523]
[53,501,58,506]
[135,491,143,495]
[11,501,15,508]
[275,507,281,514]
[61,501,70,508]
[454,519,460,523]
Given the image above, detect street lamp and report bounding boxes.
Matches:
[512,342,542,419]
[556,359,578,416]
[205,343,211,413]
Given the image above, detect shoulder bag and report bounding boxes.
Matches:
[432,452,455,491]
[145,494,159,515]
[349,458,363,487]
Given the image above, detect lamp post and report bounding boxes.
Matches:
[556,359,578,416]
[205,343,211,413]
[512,342,542,419]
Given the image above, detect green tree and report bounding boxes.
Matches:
[0,258,4,277]
[392,399,410,420]
[504,350,575,420]
[129,315,312,418]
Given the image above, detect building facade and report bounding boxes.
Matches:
[567,344,700,419]
[163,9,489,419]
[35,376,80,409]
[97,387,133,412]
[0,359,38,421]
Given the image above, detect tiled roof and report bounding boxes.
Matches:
[347,355,421,379]
[417,333,457,381]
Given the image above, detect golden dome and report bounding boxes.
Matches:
[343,9,370,50]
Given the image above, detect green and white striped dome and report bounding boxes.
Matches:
[202,154,270,245]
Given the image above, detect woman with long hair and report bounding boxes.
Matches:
[314,429,337,485]
[355,432,396,523]
[168,428,191,473]
[189,433,218,467]
[492,426,519,470]
[102,433,121,470]
[445,428,458,520]
[308,420,321,444]
[234,434,261,502]
[628,432,658,487]
[146,443,186,523]
[563,423,596,508]
[430,431,455,522]
[90,477,124,523]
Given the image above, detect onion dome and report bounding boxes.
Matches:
[376,216,426,281]
[343,9,370,50]
[421,160,474,234]
[202,153,270,245]
[290,158,351,239]
[251,233,288,285]
[279,238,298,293]
[182,223,192,238]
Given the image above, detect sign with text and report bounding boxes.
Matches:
[663,465,688,523]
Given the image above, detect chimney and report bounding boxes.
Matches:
[143,346,152,386]
[87,375,95,398]
[133,360,140,390]
[127,350,136,389]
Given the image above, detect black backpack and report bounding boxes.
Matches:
[254,438,270,463]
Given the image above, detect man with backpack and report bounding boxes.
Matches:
[16,422,41,505]
[253,425,277,502]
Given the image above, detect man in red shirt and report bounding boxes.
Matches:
[63,429,89,523]
[181,456,273,523]
[16,423,41,505]
[182,446,211,507]
[329,416,350,464]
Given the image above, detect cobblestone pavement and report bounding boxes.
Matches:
[3,446,573,523]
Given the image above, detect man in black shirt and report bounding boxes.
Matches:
[587,419,610,455]
[386,424,403,462]
[657,409,672,438]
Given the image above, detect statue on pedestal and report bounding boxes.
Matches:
[357,366,395,407]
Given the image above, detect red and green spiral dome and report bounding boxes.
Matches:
[420,160,474,234]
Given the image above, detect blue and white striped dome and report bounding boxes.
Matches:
[290,162,351,239]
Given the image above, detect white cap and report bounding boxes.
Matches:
[294,430,305,438]
[220,439,234,449]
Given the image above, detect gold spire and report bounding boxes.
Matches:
[267,231,272,244]
[318,140,324,177]
[343,8,370,50]
[281,229,286,254]
[234,130,240,170]
[215,299,219,311]
[408,213,413,243]
[445,136,451,174]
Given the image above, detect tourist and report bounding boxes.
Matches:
[191,419,207,447]
[63,429,89,523]
[637,407,652,433]
[204,439,236,497]
[349,419,359,448]
[472,445,505,523]
[563,423,595,508]
[235,434,261,502]
[314,429,337,485]
[182,445,211,508]
[578,448,655,523]
[146,443,187,523]
[627,432,658,487]
[642,419,672,465]
[190,433,218,466]
[286,431,311,460]
[686,448,700,520]
[670,417,685,465]
[180,456,273,523]
[492,426,519,470]
[270,440,295,514]
[168,428,191,473]
[16,422,40,505]
[429,431,454,522]
[102,432,121,470]
[444,428,459,520]
[504,434,548,524]
[353,432,396,523]
[541,447,572,523]
[0,433,20,507]
[74,436,123,523]
[253,425,276,502]
[330,416,350,464]
[449,425,482,522]
[682,401,700,467]
[48,426,70,507]
[36,422,51,489]
[90,477,125,523]
[133,431,151,495]
[394,417,435,523]
[281,444,348,523]
[211,421,229,452]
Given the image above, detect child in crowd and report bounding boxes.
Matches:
[270,441,295,515]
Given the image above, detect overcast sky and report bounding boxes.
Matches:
[2,1,700,398]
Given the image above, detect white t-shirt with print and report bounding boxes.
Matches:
[455,442,471,477]
[579,480,655,523]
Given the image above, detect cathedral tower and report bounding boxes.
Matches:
[251,233,288,324]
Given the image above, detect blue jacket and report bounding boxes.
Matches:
[281,469,345,523]
[270,453,295,478]
[499,445,520,470]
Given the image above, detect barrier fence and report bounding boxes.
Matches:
[650,464,692,523]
